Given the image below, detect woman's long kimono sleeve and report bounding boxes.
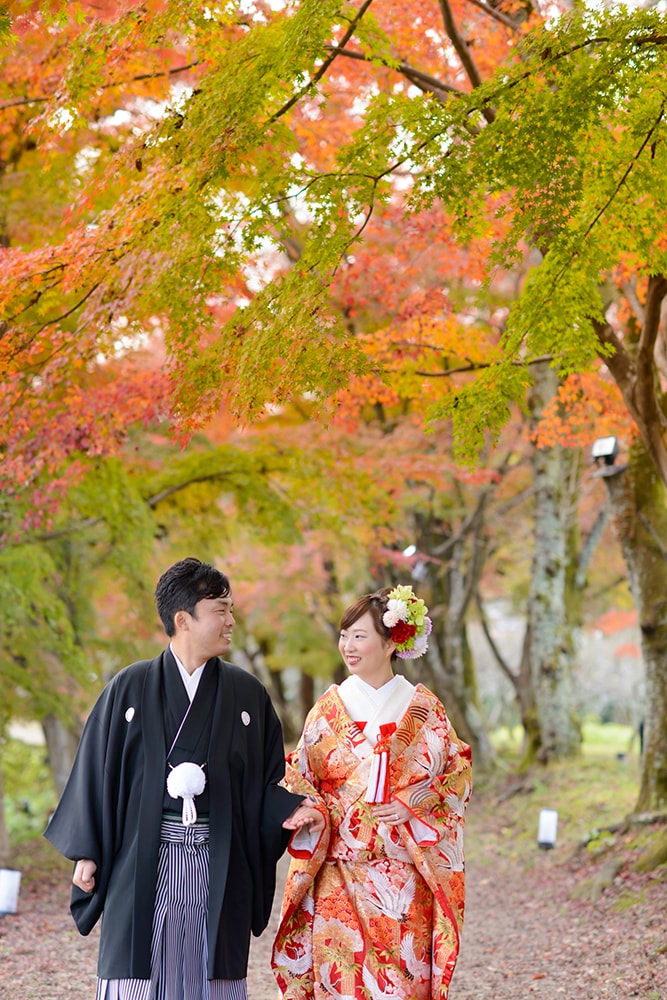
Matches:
[392,704,472,865]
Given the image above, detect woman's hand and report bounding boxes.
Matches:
[73,858,97,893]
[373,800,412,826]
[283,804,326,834]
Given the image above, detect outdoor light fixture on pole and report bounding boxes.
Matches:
[591,436,626,479]
[591,436,618,466]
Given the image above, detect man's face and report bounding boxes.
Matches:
[186,594,235,660]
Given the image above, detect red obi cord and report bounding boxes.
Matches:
[365,722,397,803]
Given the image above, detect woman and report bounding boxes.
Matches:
[274,585,472,1000]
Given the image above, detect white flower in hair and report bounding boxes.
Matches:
[383,584,433,659]
[383,599,408,628]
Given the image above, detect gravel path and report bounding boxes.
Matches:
[1,795,665,1000]
[451,843,666,1000]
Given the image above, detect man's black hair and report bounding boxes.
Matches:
[155,558,231,637]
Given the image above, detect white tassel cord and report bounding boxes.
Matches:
[365,749,389,803]
[166,761,207,826]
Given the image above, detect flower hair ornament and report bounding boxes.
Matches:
[382,584,432,659]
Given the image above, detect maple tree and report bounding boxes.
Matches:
[3,3,666,468]
[2,0,517,776]
[3,0,667,820]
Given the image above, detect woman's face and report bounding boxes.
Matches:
[338,611,395,689]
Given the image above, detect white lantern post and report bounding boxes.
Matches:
[537,808,558,849]
[0,868,21,915]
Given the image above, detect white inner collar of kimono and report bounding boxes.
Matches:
[170,645,206,702]
[338,674,415,746]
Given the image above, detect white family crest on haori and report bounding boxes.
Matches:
[125,707,135,722]
[166,761,207,826]
[241,710,251,726]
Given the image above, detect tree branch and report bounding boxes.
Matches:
[638,272,667,360]
[0,62,200,112]
[634,275,667,441]
[4,266,66,324]
[587,575,628,601]
[460,509,489,618]
[414,353,555,378]
[438,0,494,120]
[575,505,609,589]
[34,282,101,335]
[638,510,667,567]
[146,473,241,507]
[473,34,667,121]
[475,589,518,682]
[269,0,376,123]
[544,108,667,300]
[464,0,523,30]
[582,108,665,250]
[593,319,635,392]
[594,311,667,487]
[495,483,536,516]
[654,299,667,382]
[31,468,271,544]
[432,489,488,558]
[621,279,645,326]
[324,45,465,101]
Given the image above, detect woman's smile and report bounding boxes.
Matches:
[338,612,395,688]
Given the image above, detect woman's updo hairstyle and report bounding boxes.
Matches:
[339,588,394,645]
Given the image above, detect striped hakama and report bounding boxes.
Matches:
[96,819,247,1000]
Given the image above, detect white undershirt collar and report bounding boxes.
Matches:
[170,645,206,702]
[344,673,402,705]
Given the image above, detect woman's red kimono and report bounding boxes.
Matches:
[272,683,472,999]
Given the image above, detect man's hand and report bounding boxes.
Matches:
[73,858,97,893]
[282,804,325,834]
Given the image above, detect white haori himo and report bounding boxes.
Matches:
[166,653,208,826]
[167,762,207,826]
[338,674,415,802]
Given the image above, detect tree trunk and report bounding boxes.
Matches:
[514,622,542,765]
[0,751,12,867]
[299,672,315,731]
[526,364,582,763]
[408,503,496,770]
[42,714,80,797]
[599,440,667,813]
[233,640,300,743]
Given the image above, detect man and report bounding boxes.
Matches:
[45,558,323,1000]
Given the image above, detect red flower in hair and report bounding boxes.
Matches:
[390,621,417,645]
